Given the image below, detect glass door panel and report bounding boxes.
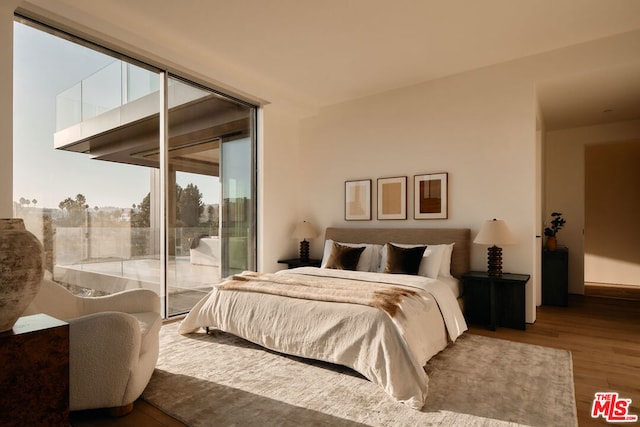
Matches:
[165,77,255,314]
[13,21,162,299]
[165,78,225,314]
[221,134,256,277]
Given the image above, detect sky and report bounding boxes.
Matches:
[13,22,223,210]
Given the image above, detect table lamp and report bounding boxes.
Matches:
[292,221,317,261]
[473,219,516,276]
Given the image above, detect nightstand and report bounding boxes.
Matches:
[462,271,530,331]
[277,258,322,269]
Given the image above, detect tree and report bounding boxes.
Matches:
[131,193,151,228]
[130,193,151,257]
[131,184,204,229]
[177,183,204,227]
[58,193,88,226]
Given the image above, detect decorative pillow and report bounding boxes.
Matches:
[325,242,366,270]
[321,240,379,271]
[378,243,443,278]
[383,243,427,275]
[430,243,455,277]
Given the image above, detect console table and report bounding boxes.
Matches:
[0,314,69,426]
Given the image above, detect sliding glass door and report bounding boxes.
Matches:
[165,77,255,315]
[13,18,256,318]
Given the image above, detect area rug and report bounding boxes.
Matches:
[142,322,577,426]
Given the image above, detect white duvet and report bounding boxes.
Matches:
[179,267,467,409]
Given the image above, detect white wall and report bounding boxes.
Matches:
[259,105,305,272]
[535,112,545,306]
[544,119,640,294]
[299,67,539,322]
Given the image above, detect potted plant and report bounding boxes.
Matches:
[544,212,566,251]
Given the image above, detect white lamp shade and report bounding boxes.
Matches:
[292,221,318,240]
[473,219,516,246]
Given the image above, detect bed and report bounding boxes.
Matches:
[179,227,470,409]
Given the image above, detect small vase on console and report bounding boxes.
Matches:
[546,235,557,251]
[544,212,565,252]
[0,218,44,332]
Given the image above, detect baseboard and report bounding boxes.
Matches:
[584,282,640,301]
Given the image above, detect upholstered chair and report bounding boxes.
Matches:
[24,278,161,416]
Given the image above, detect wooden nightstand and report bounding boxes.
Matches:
[0,314,69,426]
[278,258,322,269]
[462,271,530,331]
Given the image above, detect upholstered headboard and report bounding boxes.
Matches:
[324,227,470,278]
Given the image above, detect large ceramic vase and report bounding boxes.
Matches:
[0,218,44,332]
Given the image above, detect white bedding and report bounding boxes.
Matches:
[179,267,467,409]
[438,275,462,298]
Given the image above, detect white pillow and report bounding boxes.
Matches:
[369,244,384,272]
[378,243,444,279]
[428,243,455,277]
[321,240,378,272]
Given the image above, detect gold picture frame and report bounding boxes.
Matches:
[414,173,448,219]
[345,179,372,221]
[377,176,407,220]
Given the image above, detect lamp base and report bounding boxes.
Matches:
[299,240,310,261]
[487,245,503,276]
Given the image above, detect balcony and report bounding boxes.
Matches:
[54,60,249,174]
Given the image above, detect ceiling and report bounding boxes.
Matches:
[22,0,640,129]
[537,61,640,130]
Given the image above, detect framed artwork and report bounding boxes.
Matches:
[414,173,448,219]
[345,179,371,220]
[377,176,407,220]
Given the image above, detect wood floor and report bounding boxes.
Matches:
[470,294,640,426]
[71,294,639,427]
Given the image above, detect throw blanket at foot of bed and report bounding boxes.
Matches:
[218,271,420,318]
[179,267,467,409]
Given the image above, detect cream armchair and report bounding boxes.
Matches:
[24,278,161,415]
